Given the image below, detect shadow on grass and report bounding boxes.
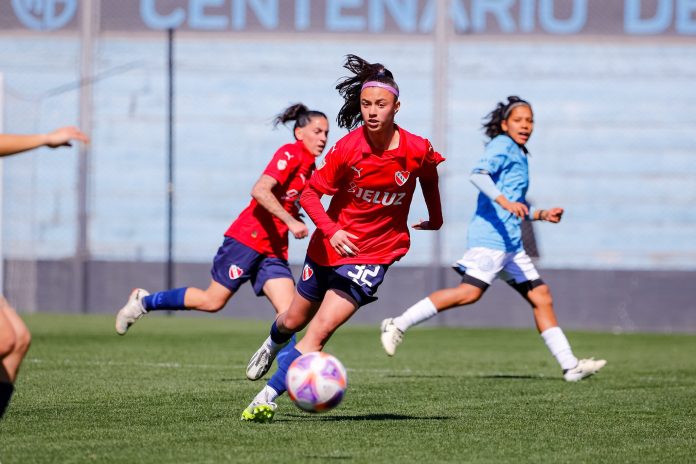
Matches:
[478,374,556,381]
[279,412,452,421]
[384,373,461,379]
[384,373,556,381]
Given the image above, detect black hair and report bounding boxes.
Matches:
[335,54,399,130]
[481,96,532,140]
[273,103,327,139]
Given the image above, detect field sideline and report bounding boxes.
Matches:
[1,313,694,463]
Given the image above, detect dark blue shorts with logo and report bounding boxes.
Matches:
[296,255,389,307]
[210,237,293,296]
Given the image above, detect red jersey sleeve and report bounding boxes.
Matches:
[262,144,300,184]
[307,144,346,195]
[422,139,445,172]
[300,186,342,237]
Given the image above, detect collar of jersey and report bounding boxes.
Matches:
[359,124,405,159]
[294,139,318,164]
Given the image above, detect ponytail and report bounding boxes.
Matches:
[273,103,327,139]
[482,96,531,140]
[335,54,399,130]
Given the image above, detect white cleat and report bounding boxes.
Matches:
[115,288,149,335]
[563,358,607,382]
[380,318,404,357]
[246,337,278,381]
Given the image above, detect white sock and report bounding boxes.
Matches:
[541,326,578,371]
[254,385,279,404]
[267,336,283,354]
[393,297,438,332]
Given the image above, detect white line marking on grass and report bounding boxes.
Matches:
[26,358,416,375]
[26,357,244,370]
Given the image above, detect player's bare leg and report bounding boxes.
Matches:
[296,290,358,353]
[182,280,233,312]
[262,277,300,365]
[524,284,558,333]
[0,301,31,383]
[0,300,31,419]
[262,278,295,316]
[246,291,319,381]
[116,281,234,335]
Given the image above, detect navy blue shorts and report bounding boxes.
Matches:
[210,237,293,296]
[296,255,389,307]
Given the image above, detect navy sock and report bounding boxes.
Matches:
[270,320,294,345]
[276,333,297,366]
[142,287,188,311]
[267,347,302,396]
[0,382,15,420]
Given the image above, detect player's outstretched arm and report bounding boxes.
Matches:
[0,126,89,157]
[412,167,443,230]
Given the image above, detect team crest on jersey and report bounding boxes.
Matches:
[228,265,244,280]
[395,171,410,186]
[277,159,288,170]
[302,264,314,281]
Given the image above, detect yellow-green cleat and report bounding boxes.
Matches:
[240,402,277,423]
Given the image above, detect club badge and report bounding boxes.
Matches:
[302,264,314,281]
[228,265,244,280]
[395,170,410,186]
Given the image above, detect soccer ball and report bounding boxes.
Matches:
[286,352,347,413]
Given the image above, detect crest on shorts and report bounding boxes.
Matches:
[395,170,410,186]
[228,264,244,280]
[302,264,314,281]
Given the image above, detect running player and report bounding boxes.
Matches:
[241,54,444,422]
[115,104,329,353]
[380,96,606,382]
[0,126,89,420]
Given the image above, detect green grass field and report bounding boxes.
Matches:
[1,313,694,463]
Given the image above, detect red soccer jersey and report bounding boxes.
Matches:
[226,140,315,260]
[302,126,444,266]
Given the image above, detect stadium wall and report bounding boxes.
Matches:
[6,259,695,333]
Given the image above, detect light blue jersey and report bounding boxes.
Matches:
[467,134,530,252]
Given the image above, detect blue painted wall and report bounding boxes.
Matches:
[1,34,695,271]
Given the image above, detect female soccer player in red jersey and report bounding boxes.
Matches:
[241,55,444,422]
[115,104,329,342]
[0,126,89,420]
[381,96,606,382]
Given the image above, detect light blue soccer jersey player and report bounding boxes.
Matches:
[381,96,606,382]
[467,132,531,252]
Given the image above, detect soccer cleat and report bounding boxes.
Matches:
[563,358,607,382]
[115,288,150,335]
[380,318,404,357]
[246,337,278,381]
[240,401,277,423]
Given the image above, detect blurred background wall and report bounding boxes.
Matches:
[1,0,694,331]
